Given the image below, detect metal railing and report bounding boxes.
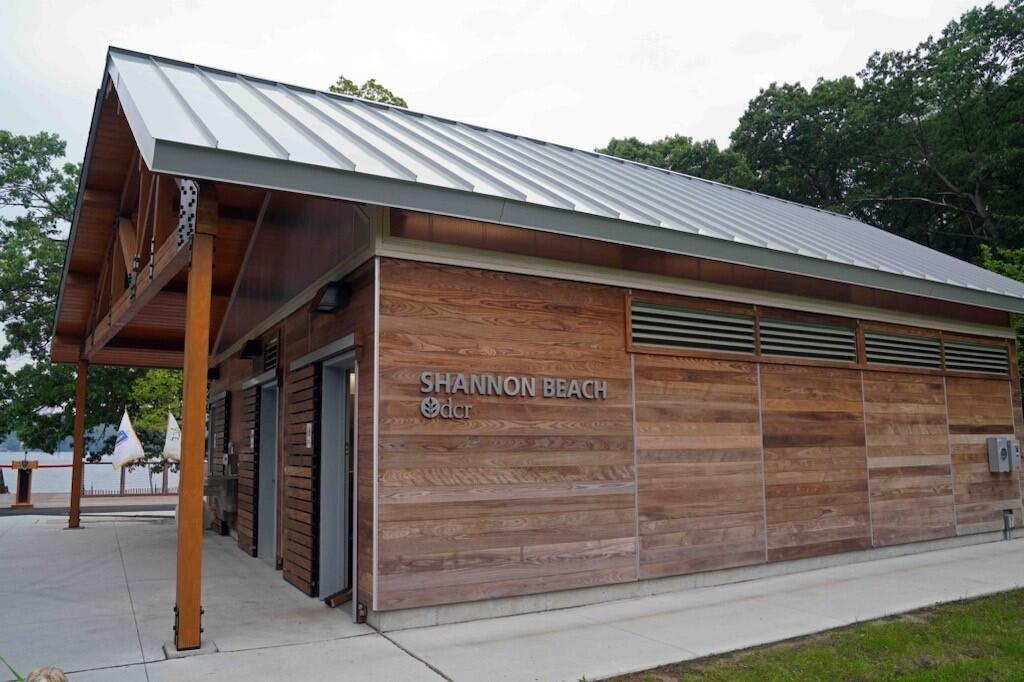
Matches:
[10,461,178,497]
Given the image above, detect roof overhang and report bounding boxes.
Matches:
[143,138,1024,315]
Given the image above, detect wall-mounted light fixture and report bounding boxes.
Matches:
[240,339,263,359]
[312,280,351,314]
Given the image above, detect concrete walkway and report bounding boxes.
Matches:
[2,515,1023,682]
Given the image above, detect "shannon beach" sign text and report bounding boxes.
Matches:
[418,371,608,420]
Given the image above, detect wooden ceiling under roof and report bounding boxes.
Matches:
[52,82,263,368]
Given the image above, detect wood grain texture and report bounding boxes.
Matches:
[235,386,260,556]
[389,209,1009,328]
[281,364,319,595]
[946,376,1022,534]
[760,364,872,561]
[634,354,766,578]
[1012,346,1024,519]
[862,372,956,546]
[207,393,229,477]
[376,258,637,610]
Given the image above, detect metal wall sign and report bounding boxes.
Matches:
[419,371,608,420]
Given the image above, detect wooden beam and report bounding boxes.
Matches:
[82,232,192,360]
[174,193,216,652]
[82,189,119,210]
[117,218,137,271]
[68,361,88,529]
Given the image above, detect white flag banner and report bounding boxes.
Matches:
[162,412,182,462]
[111,409,145,470]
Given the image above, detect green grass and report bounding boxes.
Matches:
[611,589,1024,682]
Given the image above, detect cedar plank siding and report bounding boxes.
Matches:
[375,259,637,610]
[210,260,375,606]
[372,259,1021,613]
[235,386,259,556]
[207,393,229,477]
[282,364,320,594]
[863,372,956,546]
[760,365,872,561]
[213,252,1021,616]
[634,355,766,578]
[946,376,1022,534]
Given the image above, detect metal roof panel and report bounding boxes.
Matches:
[102,47,1024,311]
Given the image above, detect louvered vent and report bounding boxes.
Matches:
[759,319,857,361]
[631,301,755,354]
[943,341,1008,375]
[263,338,279,372]
[864,332,941,369]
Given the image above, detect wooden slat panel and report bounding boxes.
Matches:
[376,259,637,610]
[207,393,230,477]
[236,386,260,556]
[281,364,320,596]
[634,354,766,578]
[863,372,956,546]
[761,364,872,560]
[946,376,1022,534]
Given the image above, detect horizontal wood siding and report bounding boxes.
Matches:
[946,376,1022,534]
[282,364,319,595]
[760,365,872,561]
[376,259,637,610]
[213,252,1023,612]
[1010,349,1024,513]
[278,261,376,604]
[370,259,1023,613]
[634,354,766,578]
[236,386,259,556]
[208,392,229,477]
[863,372,956,546]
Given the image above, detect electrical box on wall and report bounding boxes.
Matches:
[987,437,1021,473]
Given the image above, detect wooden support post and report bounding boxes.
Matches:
[174,194,216,652]
[69,361,88,529]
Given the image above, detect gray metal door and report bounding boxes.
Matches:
[257,383,278,565]
[319,355,354,598]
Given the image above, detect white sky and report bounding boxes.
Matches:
[0,0,985,166]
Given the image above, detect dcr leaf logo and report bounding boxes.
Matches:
[420,396,441,419]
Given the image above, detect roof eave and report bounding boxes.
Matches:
[50,81,107,361]
[147,139,1024,317]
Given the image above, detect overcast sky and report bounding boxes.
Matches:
[0,0,985,165]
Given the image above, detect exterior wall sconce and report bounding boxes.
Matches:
[313,281,350,314]
[240,339,263,359]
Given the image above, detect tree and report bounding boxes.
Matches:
[328,75,407,107]
[0,129,181,461]
[853,0,1024,260]
[729,77,868,212]
[597,135,759,190]
[981,244,1024,366]
[600,2,1024,271]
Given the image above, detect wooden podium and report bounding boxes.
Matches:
[8,460,38,508]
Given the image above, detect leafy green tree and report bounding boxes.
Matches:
[981,244,1024,366]
[328,75,407,107]
[130,369,181,431]
[0,129,181,462]
[852,0,1024,260]
[601,2,1023,269]
[598,135,759,190]
[729,77,868,212]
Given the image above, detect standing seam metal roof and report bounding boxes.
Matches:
[100,47,1024,313]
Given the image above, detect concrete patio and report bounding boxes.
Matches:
[1,514,1023,682]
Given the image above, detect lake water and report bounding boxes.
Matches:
[1,451,179,494]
